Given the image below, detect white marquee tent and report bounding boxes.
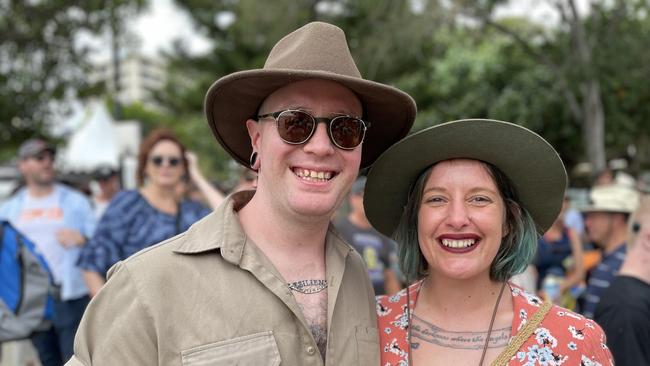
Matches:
[57,100,141,188]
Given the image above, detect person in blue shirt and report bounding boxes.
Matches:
[581,184,639,318]
[0,139,96,366]
[78,129,212,297]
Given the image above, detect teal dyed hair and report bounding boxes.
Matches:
[393,160,539,283]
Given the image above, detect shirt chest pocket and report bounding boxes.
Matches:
[181,331,281,366]
[355,326,380,365]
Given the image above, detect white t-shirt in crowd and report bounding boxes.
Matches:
[16,190,66,284]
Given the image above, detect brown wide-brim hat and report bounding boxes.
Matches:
[204,22,416,168]
[364,119,567,237]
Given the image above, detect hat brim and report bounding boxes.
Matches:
[364,119,567,237]
[580,207,632,214]
[20,146,56,159]
[204,69,416,168]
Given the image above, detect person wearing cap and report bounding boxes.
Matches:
[67,22,415,365]
[334,176,402,295]
[0,139,96,366]
[90,165,120,219]
[594,194,650,366]
[580,184,639,319]
[366,119,612,365]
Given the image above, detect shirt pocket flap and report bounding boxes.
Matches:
[181,331,281,366]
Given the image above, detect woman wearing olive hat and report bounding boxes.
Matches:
[365,119,613,365]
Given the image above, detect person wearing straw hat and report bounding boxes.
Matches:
[594,194,650,366]
[580,184,639,319]
[67,22,415,365]
[366,119,613,366]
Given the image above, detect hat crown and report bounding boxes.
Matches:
[18,138,54,159]
[588,184,640,213]
[264,22,362,78]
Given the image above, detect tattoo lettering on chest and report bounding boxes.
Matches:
[295,290,329,360]
[411,313,511,350]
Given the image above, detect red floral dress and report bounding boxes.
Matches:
[376,281,613,366]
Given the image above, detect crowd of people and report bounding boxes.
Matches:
[1,21,648,366]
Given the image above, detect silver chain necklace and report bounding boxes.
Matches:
[287,279,328,294]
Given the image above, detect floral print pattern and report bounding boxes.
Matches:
[376,281,613,365]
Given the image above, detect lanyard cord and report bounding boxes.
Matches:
[478,281,507,366]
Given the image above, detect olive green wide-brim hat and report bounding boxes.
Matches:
[364,119,567,237]
[204,21,417,169]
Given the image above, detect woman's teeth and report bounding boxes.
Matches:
[441,239,476,248]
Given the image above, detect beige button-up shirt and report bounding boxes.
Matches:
[67,191,379,365]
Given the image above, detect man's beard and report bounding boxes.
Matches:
[31,172,55,187]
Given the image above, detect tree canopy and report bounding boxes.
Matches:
[0,0,146,161]
[3,0,649,185]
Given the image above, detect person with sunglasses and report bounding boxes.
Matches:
[67,22,415,366]
[77,128,213,298]
[89,165,120,219]
[0,139,96,366]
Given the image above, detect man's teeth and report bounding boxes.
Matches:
[294,168,333,181]
[441,239,476,248]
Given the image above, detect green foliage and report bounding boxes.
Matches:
[157,0,650,177]
[7,0,646,177]
[0,0,146,161]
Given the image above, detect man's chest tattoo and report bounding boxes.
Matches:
[410,313,511,350]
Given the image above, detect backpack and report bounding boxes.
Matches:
[0,220,54,341]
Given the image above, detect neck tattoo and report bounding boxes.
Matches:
[288,279,328,294]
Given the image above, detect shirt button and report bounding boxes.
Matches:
[306,346,316,355]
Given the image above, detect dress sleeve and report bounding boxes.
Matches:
[582,318,614,365]
[77,193,131,276]
[68,262,158,365]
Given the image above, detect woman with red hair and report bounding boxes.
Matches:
[78,128,215,296]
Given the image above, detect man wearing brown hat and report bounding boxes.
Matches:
[68,22,415,365]
[0,139,96,365]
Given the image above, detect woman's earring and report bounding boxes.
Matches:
[249,151,258,172]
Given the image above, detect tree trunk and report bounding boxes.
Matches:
[582,79,607,172]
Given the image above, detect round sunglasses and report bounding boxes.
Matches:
[149,155,182,167]
[257,109,370,150]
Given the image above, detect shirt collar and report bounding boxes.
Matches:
[173,190,353,266]
[172,190,253,263]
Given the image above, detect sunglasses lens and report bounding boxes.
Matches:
[168,158,180,167]
[330,117,364,149]
[151,156,164,166]
[277,111,314,144]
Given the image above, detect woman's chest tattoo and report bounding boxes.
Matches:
[411,313,511,350]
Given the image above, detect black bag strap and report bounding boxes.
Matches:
[175,202,182,235]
